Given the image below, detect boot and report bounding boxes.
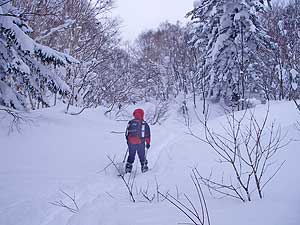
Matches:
[141,160,148,173]
[125,162,132,173]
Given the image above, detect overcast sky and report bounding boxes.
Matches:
[113,0,288,42]
[113,0,194,42]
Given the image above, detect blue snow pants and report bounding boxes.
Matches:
[127,143,146,165]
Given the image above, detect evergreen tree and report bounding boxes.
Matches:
[0,1,77,110]
[188,0,273,108]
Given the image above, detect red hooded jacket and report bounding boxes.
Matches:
[126,109,151,145]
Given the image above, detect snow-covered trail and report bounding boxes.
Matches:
[1,101,300,225]
[0,103,190,225]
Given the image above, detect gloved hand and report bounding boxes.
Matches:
[146,143,150,149]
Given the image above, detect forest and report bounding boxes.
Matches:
[1,0,299,116]
[0,1,300,225]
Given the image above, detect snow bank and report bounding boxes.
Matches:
[0,101,299,225]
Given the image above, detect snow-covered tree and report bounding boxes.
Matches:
[0,1,77,110]
[13,0,121,111]
[131,22,202,105]
[188,0,273,108]
[77,47,134,110]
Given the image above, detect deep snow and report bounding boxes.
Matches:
[0,101,299,225]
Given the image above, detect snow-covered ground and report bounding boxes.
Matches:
[0,101,299,225]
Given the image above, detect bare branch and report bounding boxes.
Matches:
[0,0,11,7]
[107,155,136,202]
[190,105,287,201]
[49,189,79,213]
[0,107,28,133]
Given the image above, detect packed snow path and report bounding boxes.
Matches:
[0,102,300,225]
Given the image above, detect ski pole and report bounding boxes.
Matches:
[123,148,129,163]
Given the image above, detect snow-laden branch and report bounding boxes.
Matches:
[36,19,76,42]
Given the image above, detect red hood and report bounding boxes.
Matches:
[133,108,144,120]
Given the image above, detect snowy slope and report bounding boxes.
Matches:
[0,101,299,225]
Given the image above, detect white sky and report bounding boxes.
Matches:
[113,0,194,42]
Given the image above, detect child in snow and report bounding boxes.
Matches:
[125,108,151,173]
